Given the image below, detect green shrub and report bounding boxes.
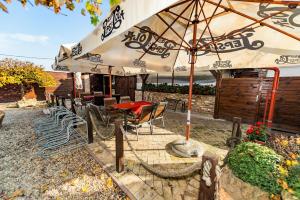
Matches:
[286,157,300,198]
[142,83,215,95]
[227,142,282,194]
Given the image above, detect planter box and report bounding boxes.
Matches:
[218,167,269,200]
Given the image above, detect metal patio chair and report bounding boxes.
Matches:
[127,104,155,140]
[35,109,87,158]
[152,101,168,127]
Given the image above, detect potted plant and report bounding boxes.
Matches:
[245,122,269,144]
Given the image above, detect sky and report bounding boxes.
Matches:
[0,0,110,71]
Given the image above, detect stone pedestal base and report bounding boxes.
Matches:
[170,139,204,158]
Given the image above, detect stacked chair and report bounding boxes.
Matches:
[120,96,131,103]
[34,106,87,158]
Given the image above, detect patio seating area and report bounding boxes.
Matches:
[58,96,232,199]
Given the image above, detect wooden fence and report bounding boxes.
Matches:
[215,77,300,132]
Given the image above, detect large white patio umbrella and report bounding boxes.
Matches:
[69,0,299,157]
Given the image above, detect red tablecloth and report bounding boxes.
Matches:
[83,95,94,101]
[112,101,152,116]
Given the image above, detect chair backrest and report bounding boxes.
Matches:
[89,103,106,121]
[153,102,168,119]
[104,97,117,108]
[93,91,103,96]
[146,94,153,102]
[138,105,154,123]
[120,96,131,103]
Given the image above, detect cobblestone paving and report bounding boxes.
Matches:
[90,113,228,200]
[157,111,248,150]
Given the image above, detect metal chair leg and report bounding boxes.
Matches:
[106,116,110,128]
[149,121,153,134]
[135,125,139,141]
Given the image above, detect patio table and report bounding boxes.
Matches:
[83,95,94,101]
[112,101,152,128]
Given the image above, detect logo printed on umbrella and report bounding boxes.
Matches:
[58,53,68,62]
[56,65,69,71]
[275,55,300,64]
[125,71,132,76]
[140,67,147,74]
[115,70,123,76]
[212,60,232,69]
[81,53,103,63]
[194,28,264,56]
[101,5,125,41]
[71,43,82,57]
[133,59,146,68]
[175,66,188,72]
[90,66,102,73]
[257,3,300,29]
[122,26,177,58]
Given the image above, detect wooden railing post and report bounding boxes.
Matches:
[199,154,218,200]
[55,95,60,106]
[226,117,242,148]
[50,94,55,106]
[85,106,93,144]
[115,120,124,173]
[61,97,66,108]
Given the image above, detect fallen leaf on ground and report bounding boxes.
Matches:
[106,177,113,188]
[40,184,49,193]
[59,170,69,178]
[70,179,79,186]
[81,184,89,193]
[99,173,105,180]
[10,189,25,198]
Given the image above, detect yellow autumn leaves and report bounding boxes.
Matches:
[277,152,299,196]
[0,0,121,26]
[0,58,57,88]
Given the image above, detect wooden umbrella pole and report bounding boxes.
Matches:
[185,0,198,141]
[109,66,112,98]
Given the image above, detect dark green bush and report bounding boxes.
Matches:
[227,142,282,194]
[142,83,215,95]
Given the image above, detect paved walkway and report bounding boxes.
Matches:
[87,123,228,200]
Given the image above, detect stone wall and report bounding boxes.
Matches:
[135,90,215,114]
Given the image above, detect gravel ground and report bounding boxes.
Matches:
[0,106,127,200]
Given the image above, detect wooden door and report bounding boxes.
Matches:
[115,76,137,101]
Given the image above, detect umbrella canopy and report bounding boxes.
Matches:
[52,43,155,76]
[70,0,299,72]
